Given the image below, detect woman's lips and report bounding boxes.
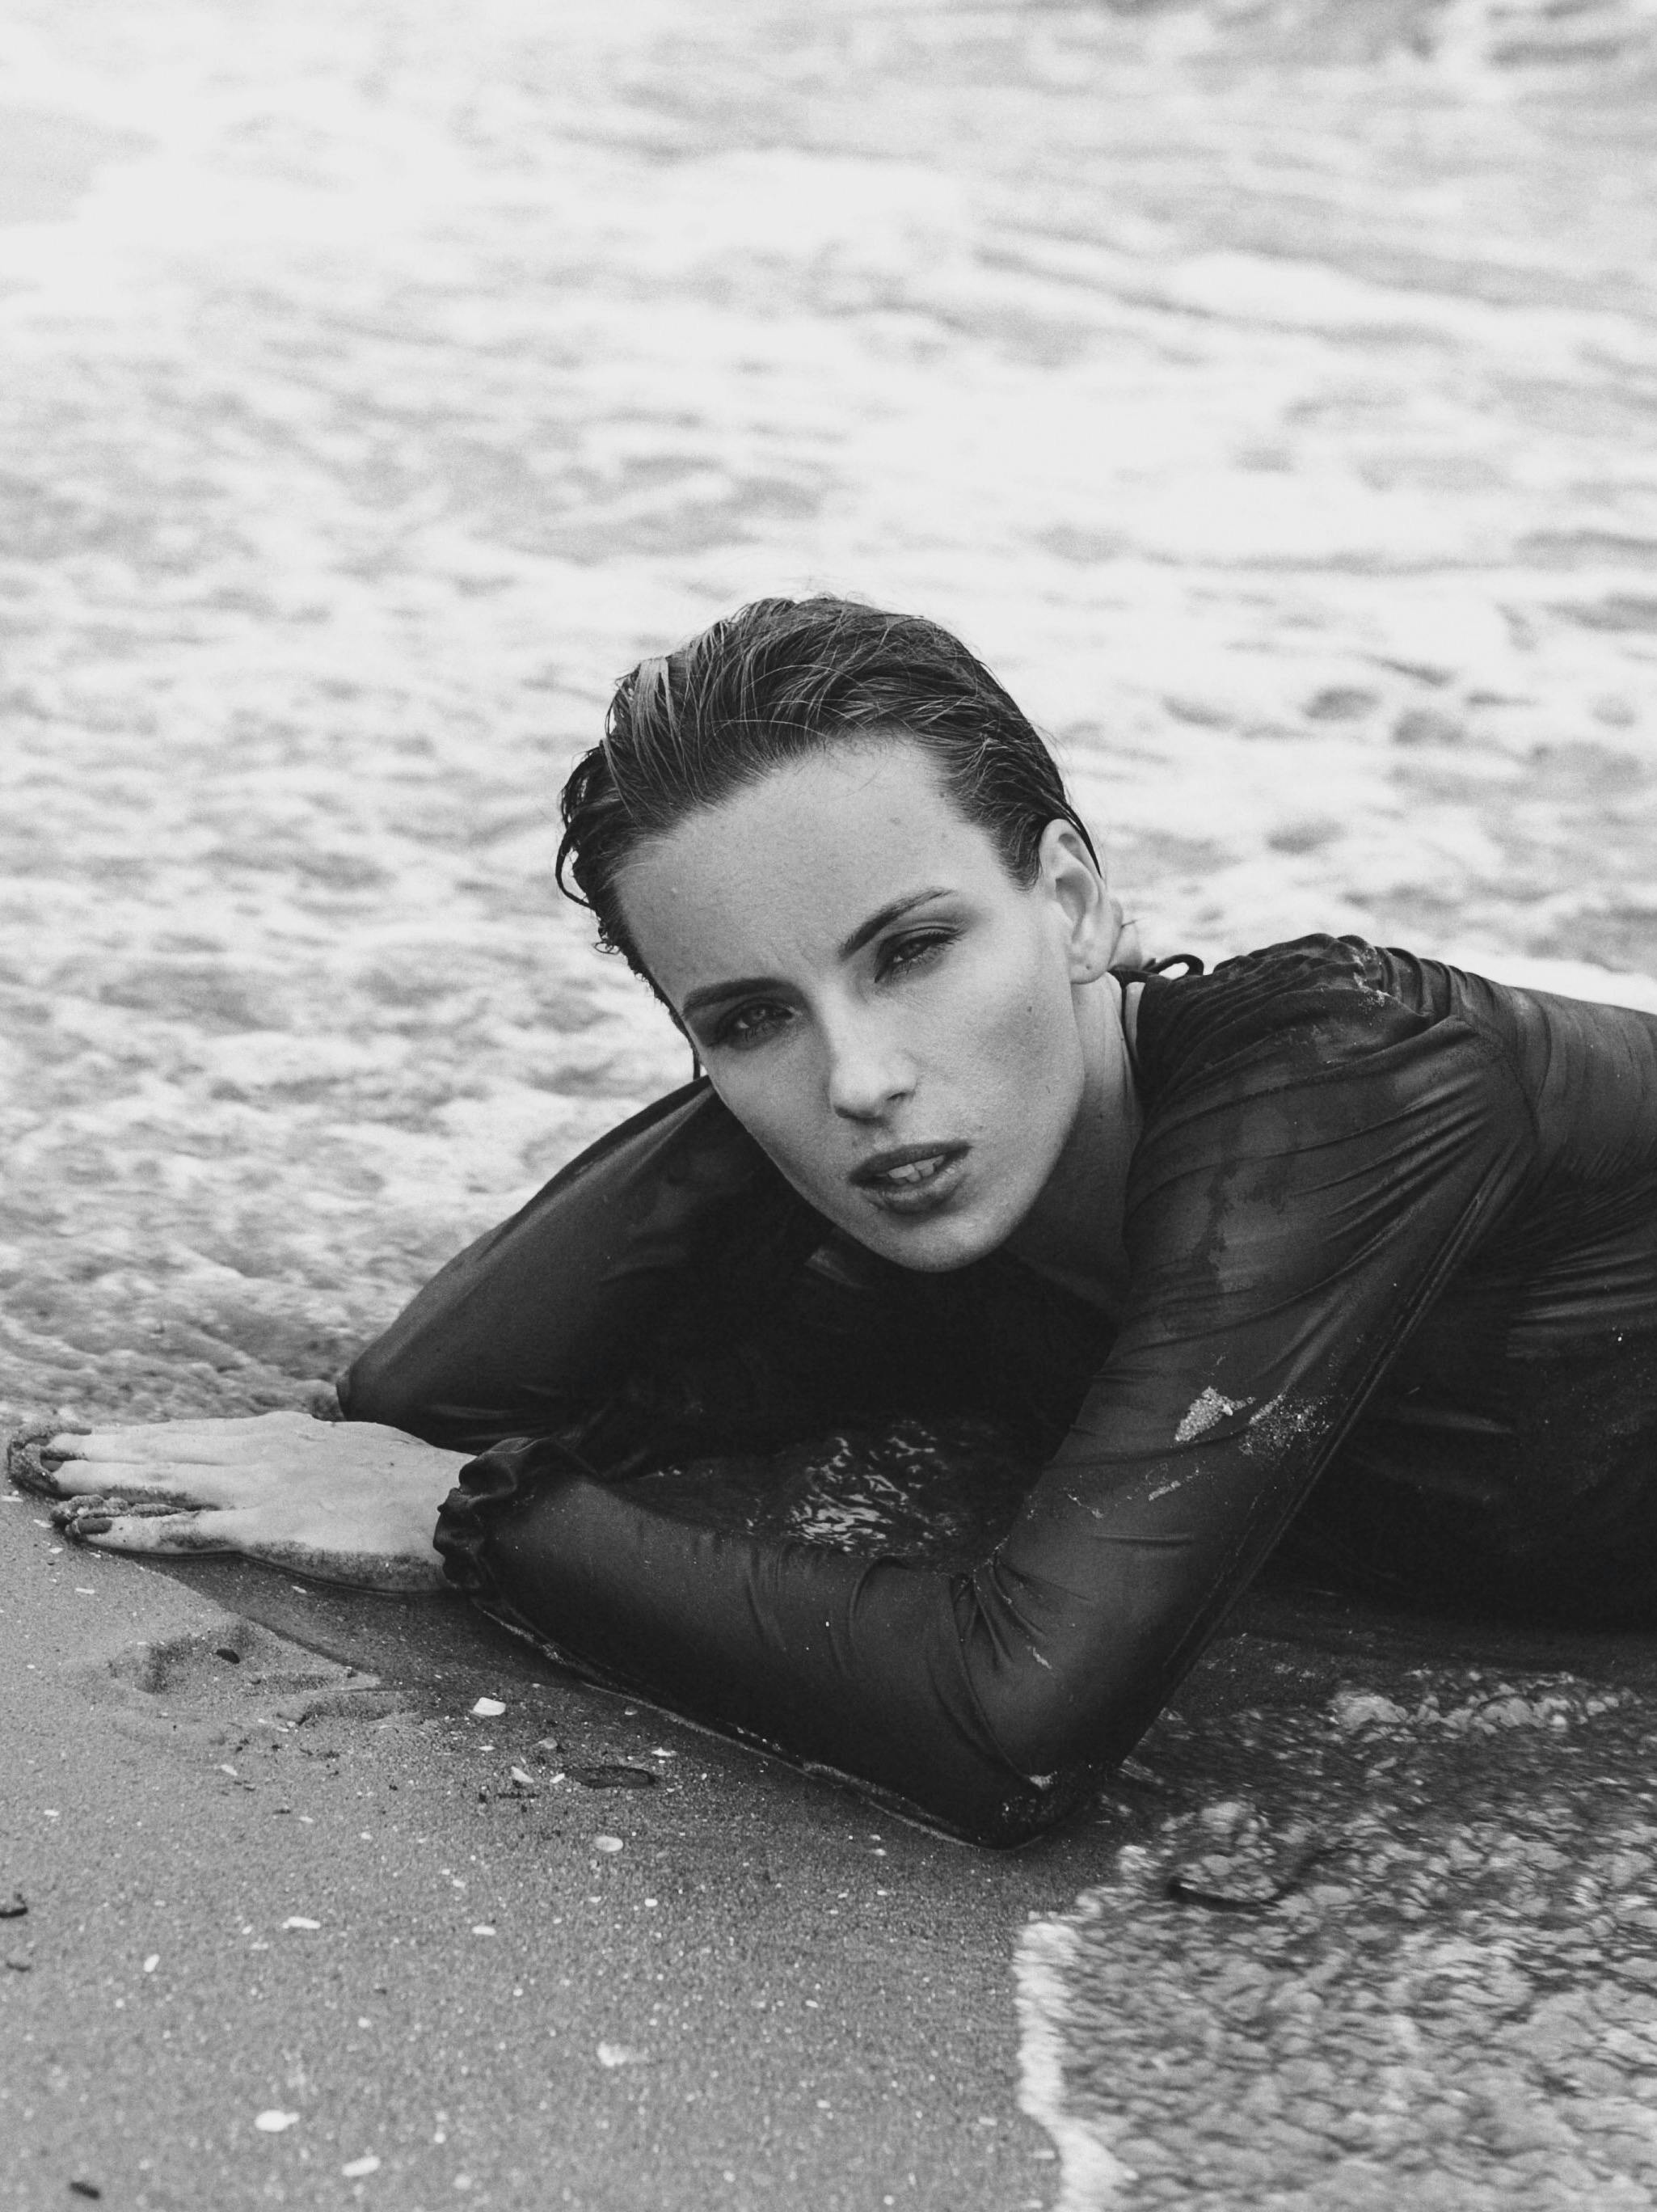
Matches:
[850,1142,969,1216]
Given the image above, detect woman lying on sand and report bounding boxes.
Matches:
[21,597,1657,1845]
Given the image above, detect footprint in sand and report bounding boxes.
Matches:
[71,1619,411,1755]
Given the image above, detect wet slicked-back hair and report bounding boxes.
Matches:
[556,594,1098,981]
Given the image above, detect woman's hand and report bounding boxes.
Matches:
[11,1412,471,1592]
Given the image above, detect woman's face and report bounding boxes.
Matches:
[615,738,1117,1272]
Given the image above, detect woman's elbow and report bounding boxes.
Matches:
[879,1696,1119,1849]
[951,1676,1154,1847]
[980,1771,1096,1848]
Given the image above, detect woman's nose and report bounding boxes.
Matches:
[824,1013,916,1121]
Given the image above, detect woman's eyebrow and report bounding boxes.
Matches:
[678,889,951,1020]
[836,886,951,961]
[681,974,780,1019]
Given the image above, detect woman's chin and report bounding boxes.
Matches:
[845,1201,1012,1274]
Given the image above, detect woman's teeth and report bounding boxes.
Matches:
[879,1156,945,1185]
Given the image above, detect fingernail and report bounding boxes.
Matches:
[73,1515,112,1536]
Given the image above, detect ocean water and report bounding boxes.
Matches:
[2,0,1655,2200]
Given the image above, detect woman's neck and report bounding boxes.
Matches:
[1005,977,1141,1314]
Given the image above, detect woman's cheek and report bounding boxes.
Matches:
[956,943,1060,1069]
[975,964,1086,1157]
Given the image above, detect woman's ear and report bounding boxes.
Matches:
[1037,820,1117,982]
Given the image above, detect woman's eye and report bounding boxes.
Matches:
[879,929,954,978]
[712,1000,791,1050]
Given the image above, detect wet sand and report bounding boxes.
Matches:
[4,0,1657,2204]
[3,1513,1073,2210]
[14,1492,1657,2209]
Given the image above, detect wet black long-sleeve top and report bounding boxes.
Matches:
[343,938,1657,1844]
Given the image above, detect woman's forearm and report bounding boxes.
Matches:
[436,1442,1106,1846]
[342,1080,802,1451]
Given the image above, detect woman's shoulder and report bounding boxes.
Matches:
[1121,932,1469,1097]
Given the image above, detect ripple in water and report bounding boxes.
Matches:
[1019,1674,1657,2208]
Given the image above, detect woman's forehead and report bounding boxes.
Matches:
[613,743,1006,988]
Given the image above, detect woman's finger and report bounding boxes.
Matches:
[45,1422,279,1467]
[6,1432,71,1497]
[59,1492,446,1591]
[62,1507,242,1557]
[37,1458,232,1504]
[38,1457,158,1499]
[50,1493,200,1528]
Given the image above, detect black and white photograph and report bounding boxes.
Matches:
[3,2,1656,2206]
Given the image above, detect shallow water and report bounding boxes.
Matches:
[2,0,1656,2201]
[1020,1666,1657,2209]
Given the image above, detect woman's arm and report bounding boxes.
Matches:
[435,993,1536,1844]
[340,1079,810,1451]
[19,1083,815,1586]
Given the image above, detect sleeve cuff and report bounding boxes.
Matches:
[434,1434,590,1594]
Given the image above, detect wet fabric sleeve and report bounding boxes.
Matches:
[340,1081,814,1454]
[429,982,1537,1846]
